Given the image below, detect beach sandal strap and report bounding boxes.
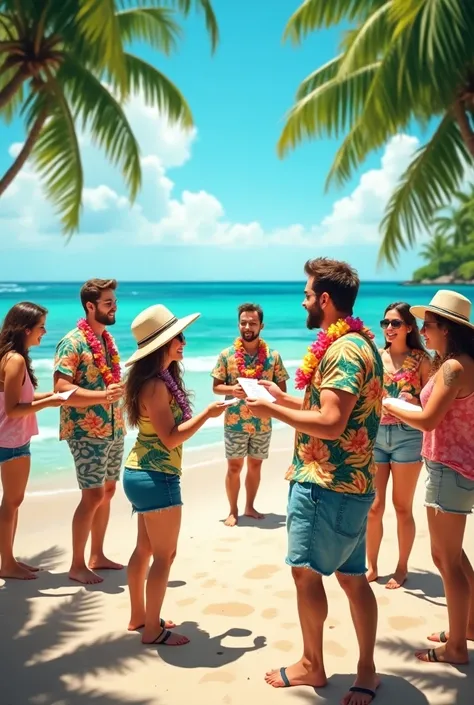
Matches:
[153,629,172,645]
[439,631,447,643]
[428,648,439,662]
[279,667,291,687]
[349,686,376,698]
[160,618,165,628]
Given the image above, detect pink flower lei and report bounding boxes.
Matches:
[77,318,121,386]
[295,316,374,390]
[159,368,192,421]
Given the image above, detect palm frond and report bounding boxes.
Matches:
[29,82,83,233]
[60,57,142,201]
[123,52,193,127]
[76,0,127,94]
[283,0,387,43]
[278,62,380,157]
[296,54,343,99]
[378,116,469,266]
[338,2,393,75]
[116,7,181,54]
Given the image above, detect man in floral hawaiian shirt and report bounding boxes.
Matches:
[247,259,383,705]
[212,303,289,527]
[54,279,124,585]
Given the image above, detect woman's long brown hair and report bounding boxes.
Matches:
[124,344,191,427]
[0,301,47,388]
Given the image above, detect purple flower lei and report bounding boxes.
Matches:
[159,368,192,421]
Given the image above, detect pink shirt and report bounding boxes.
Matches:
[420,376,474,479]
[0,373,39,448]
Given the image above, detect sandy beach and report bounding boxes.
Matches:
[1,425,473,705]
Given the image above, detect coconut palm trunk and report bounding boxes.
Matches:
[0,108,47,195]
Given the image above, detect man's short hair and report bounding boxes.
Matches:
[238,302,264,324]
[304,258,359,314]
[80,279,117,313]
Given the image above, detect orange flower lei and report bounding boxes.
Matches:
[77,318,121,386]
[234,337,269,379]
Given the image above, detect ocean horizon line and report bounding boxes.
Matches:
[0,279,408,285]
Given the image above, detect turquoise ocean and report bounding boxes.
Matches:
[2,280,473,494]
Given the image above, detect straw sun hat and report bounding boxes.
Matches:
[410,289,474,330]
[125,304,200,367]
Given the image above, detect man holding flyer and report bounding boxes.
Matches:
[211,303,289,526]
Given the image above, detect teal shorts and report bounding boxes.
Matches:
[67,437,124,490]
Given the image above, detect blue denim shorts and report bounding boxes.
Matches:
[425,460,474,515]
[286,481,375,576]
[0,441,31,465]
[374,423,423,464]
[123,467,182,514]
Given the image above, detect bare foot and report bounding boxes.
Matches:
[244,507,265,519]
[264,660,327,688]
[366,568,378,583]
[224,513,238,527]
[341,674,380,705]
[0,561,37,580]
[17,561,42,572]
[69,567,104,584]
[142,628,189,646]
[428,629,474,643]
[128,617,176,631]
[386,568,407,590]
[415,645,469,665]
[89,556,124,571]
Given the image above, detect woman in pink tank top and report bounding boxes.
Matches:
[0,302,63,580]
[384,290,474,667]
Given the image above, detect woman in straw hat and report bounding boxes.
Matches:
[384,290,474,665]
[123,304,226,646]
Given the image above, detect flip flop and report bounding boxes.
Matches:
[135,618,170,630]
[349,686,377,700]
[152,629,173,645]
[437,631,448,643]
[417,648,439,663]
[279,667,291,687]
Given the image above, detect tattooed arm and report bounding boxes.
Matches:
[383,359,463,432]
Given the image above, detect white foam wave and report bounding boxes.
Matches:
[0,283,27,294]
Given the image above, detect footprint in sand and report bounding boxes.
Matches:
[237,588,252,596]
[377,596,390,607]
[273,590,294,599]
[262,608,278,619]
[203,602,254,617]
[388,615,426,631]
[325,640,348,657]
[281,622,297,630]
[199,672,236,684]
[202,579,218,588]
[272,640,294,652]
[194,572,209,579]
[244,564,281,580]
[177,597,197,607]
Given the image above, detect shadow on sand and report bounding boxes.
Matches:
[292,673,430,704]
[219,512,286,530]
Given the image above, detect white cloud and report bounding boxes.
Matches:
[1,91,420,253]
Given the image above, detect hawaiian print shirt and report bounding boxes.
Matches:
[286,333,383,495]
[211,342,289,434]
[54,327,125,441]
[381,348,431,425]
[125,400,183,476]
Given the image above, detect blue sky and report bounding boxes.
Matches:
[0,0,426,281]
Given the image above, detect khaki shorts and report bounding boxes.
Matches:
[67,437,124,490]
[224,430,272,460]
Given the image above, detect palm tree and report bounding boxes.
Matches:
[0,0,218,233]
[277,0,474,266]
[419,232,450,263]
[431,185,474,247]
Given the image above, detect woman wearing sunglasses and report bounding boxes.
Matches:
[383,290,474,665]
[366,302,431,589]
[123,305,226,646]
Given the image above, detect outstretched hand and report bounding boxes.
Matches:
[245,398,272,418]
[258,380,283,401]
[206,401,227,418]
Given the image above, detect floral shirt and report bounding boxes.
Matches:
[125,400,183,476]
[54,327,125,441]
[211,342,289,434]
[381,348,430,425]
[286,333,383,494]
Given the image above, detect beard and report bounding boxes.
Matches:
[241,331,259,342]
[95,309,116,326]
[306,300,323,330]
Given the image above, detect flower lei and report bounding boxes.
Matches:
[295,316,374,390]
[77,318,121,386]
[159,368,192,421]
[234,337,269,378]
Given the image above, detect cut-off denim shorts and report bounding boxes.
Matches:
[123,467,182,514]
[286,481,375,576]
[374,423,423,465]
[424,459,474,515]
[0,441,31,465]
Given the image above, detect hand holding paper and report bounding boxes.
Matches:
[237,377,276,402]
[382,397,422,414]
[56,387,78,401]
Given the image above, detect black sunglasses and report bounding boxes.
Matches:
[175,332,186,343]
[380,319,404,329]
